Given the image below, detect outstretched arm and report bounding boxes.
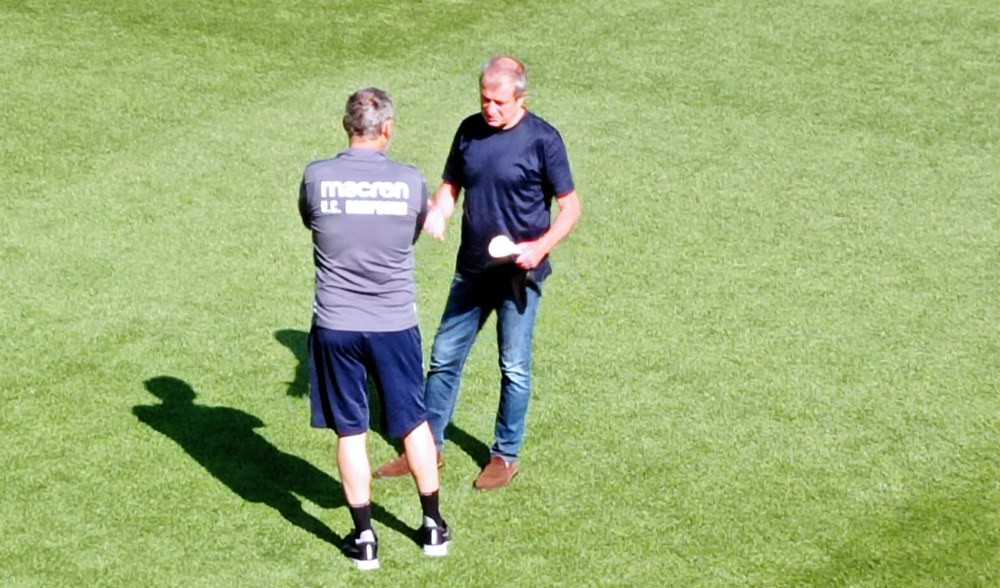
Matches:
[423,181,461,241]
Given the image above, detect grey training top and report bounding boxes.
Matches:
[299,148,428,332]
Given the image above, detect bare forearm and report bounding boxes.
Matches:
[538,190,581,254]
[514,190,581,269]
[424,181,460,240]
[430,183,458,219]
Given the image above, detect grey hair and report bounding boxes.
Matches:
[342,87,394,138]
[480,55,527,96]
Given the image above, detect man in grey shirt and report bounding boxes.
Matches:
[299,87,449,570]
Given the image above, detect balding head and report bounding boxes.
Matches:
[480,55,527,97]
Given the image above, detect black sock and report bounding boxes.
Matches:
[349,503,373,533]
[419,490,444,527]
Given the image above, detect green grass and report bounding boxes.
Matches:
[3,0,999,585]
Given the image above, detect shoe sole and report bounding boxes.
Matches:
[422,542,450,557]
[352,559,380,571]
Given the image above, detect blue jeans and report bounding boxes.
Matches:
[425,271,543,461]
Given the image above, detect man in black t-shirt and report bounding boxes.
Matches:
[375,56,582,490]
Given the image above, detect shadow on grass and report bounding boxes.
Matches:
[274,328,491,468]
[445,423,491,468]
[274,329,309,398]
[132,375,414,549]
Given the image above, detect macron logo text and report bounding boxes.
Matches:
[321,180,410,200]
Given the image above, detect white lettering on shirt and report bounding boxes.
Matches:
[345,200,408,215]
[319,180,410,216]
[321,181,410,200]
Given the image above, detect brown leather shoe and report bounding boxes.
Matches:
[473,456,518,490]
[373,452,443,479]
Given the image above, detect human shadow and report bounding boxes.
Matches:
[132,376,414,548]
[444,423,492,468]
[274,329,309,398]
[275,328,492,468]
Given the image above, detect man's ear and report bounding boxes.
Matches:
[381,118,395,141]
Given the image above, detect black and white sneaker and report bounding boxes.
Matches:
[420,516,451,557]
[343,528,379,571]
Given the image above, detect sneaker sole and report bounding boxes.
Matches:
[422,542,450,557]
[353,558,380,571]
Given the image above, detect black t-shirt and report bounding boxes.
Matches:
[443,111,575,279]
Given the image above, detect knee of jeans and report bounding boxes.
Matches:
[428,349,466,373]
[499,361,531,384]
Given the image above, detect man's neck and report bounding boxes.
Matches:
[349,137,387,151]
[502,108,528,130]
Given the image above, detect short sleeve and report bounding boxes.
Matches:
[298,176,311,228]
[413,177,428,244]
[442,125,466,187]
[542,130,575,198]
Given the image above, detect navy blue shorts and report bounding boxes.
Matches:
[308,325,426,438]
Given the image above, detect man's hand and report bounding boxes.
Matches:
[423,182,460,241]
[423,207,447,240]
[514,240,547,270]
[513,190,581,269]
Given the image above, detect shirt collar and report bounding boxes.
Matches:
[340,147,387,159]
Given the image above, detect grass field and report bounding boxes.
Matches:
[3,0,999,585]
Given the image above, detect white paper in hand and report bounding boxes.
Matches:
[488,235,522,258]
